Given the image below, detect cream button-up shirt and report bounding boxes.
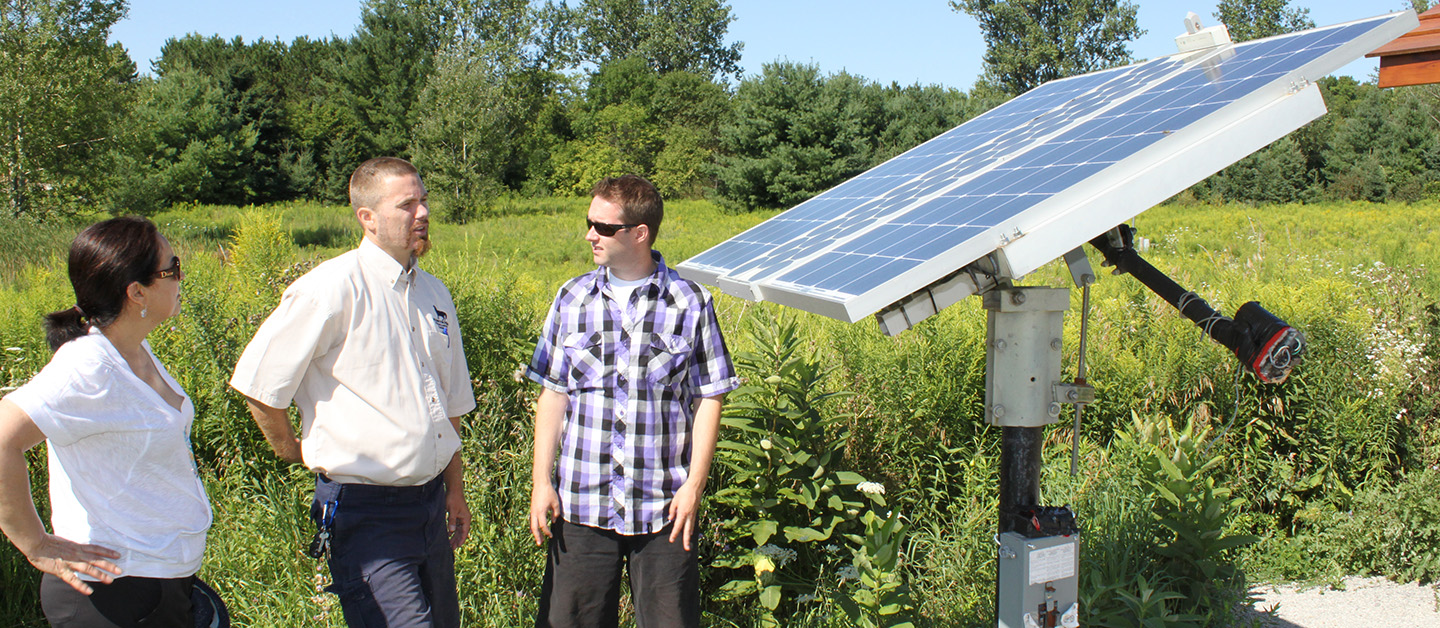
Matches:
[230,238,476,486]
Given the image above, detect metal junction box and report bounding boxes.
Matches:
[997,532,1080,628]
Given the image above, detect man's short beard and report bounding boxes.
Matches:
[415,236,432,258]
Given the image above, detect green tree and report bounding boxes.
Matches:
[951,0,1143,95]
[411,0,582,209]
[548,57,729,197]
[412,42,519,222]
[575,0,743,80]
[149,35,290,203]
[0,0,133,217]
[1321,85,1440,203]
[1213,0,1315,42]
[105,69,261,213]
[335,0,450,160]
[714,62,886,210]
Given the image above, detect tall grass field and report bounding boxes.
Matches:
[1,198,1437,627]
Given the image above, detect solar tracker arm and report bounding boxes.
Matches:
[1088,225,1304,383]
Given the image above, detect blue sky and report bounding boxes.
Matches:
[109,0,1413,86]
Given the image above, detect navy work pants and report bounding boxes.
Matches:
[313,473,459,628]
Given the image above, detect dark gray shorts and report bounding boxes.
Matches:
[535,520,699,628]
[40,574,194,628]
[313,474,458,628]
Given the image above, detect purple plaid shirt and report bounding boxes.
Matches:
[526,251,739,534]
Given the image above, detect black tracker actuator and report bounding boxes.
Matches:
[1089,225,1305,384]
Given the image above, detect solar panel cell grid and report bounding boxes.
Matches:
[680,12,1413,324]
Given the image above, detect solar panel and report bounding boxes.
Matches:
[678,12,1418,334]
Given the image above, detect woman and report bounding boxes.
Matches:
[0,217,211,627]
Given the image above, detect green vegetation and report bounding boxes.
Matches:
[950,0,1143,95]
[1,198,1436,627]
[4,0,1438,222]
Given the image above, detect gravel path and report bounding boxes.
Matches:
[1243,576,1440,628]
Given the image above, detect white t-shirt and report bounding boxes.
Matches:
[229,238,477,486]
[605,269,648,327]
[5,329,211,579]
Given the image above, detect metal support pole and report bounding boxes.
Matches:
[999,426,1044,535]
[984,286,1080,628]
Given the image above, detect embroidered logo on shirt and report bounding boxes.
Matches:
[432,307,450,347]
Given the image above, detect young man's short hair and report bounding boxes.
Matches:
[350,157,420,211]
[592,175,663,243]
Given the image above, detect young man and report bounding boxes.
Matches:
[525,175,738,628]
[230,157,475,628]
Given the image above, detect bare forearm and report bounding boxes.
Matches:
[244,398,302,464]
[532,389,567,488]
[686,395,725,490]
[0,449,44,556]
[444,416,464,491]
[0,402,47,555]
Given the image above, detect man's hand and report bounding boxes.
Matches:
[23,533,122,595]
[445,485,471,549]
[529,484,561,545]
[667,478,705,551]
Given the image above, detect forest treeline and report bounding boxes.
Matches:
[3,0,1438,223]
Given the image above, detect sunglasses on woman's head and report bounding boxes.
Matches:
[587,219,639,237]
[154,256,181,280]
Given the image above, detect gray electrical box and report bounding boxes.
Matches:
[997,532,1080,628]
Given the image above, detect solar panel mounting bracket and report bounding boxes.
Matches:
[874,253,1006,336]
[1176,19,1233,53]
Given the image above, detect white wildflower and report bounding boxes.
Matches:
[756,544,798,569]
[838,565,860,582]
[857,481,885,495]
[796,593,818,604]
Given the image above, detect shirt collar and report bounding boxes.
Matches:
[357,237,415,287]
[592,250,668,296]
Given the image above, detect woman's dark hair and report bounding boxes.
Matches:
[43,217,161,351]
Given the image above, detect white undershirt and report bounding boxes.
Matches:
[607,269,648,326]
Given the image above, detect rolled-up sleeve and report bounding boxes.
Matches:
[688,292,738,398]
[524,290,570,394]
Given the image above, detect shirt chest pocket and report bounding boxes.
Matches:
[644,333,692,389]
[420,307,454,374]
[562,332,608,390]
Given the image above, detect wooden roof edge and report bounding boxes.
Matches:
[1369,7,1440,57]
[1369,32,1440,57]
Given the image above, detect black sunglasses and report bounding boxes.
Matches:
[587,219,640,237]
[154,256,182,280]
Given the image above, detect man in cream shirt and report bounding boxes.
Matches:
[230,157,475,628]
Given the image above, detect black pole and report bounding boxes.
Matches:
[998,426,1044,535]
